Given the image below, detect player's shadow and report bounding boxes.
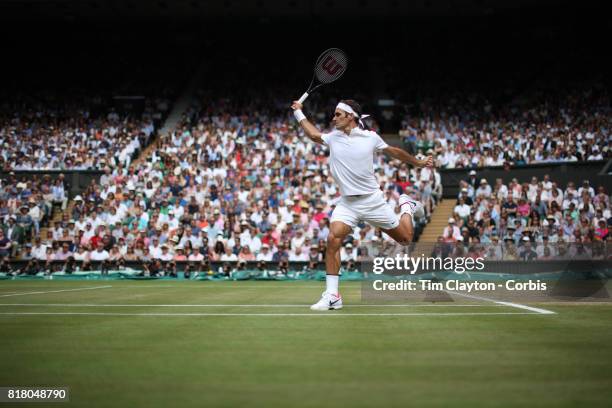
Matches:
[421,276,455,303]
[549,260,610,300]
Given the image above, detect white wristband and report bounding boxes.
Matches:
[293,109,306,122]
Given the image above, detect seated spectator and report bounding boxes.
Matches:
[454,198,471,222]
[0,230,11,258]
[443,217,461,242]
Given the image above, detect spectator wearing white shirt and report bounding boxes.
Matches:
[220,247,238,262]
[290,229,306,251]
[148,238,163,259]
[454,197,471,221]
[475,179,492,198]
[256,244,274,261]
[494,178,508,200]
[159,245,174,261]
[289,246,309,262]
[73,246,90,262]
[443,218,462,241]
[340,243,358,262]
[27,201,42,235]
[90,245,110,261]
[578,180,595,197]
[31,238,47,261]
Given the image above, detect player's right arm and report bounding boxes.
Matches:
[291,101,324,145]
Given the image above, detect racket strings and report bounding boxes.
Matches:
[314,49,348,84]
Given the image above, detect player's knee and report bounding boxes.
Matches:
[397,230,413,246]
[326,233,343,251]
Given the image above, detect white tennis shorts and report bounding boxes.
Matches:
[330,190,399,230]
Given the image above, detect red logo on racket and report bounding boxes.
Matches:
[321,56,342,75]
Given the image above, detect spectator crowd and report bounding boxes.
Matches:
[0,94,166,170]
[3,86,608,273]
[0,96,440,276]
[400,84,610,168]
[440,171,611,260]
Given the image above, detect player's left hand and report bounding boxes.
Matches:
[421,155,434,168]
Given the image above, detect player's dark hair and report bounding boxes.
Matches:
[339,99,368,129]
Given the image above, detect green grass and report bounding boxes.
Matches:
[0,280,611,407]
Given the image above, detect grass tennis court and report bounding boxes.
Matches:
[1,280,611,407]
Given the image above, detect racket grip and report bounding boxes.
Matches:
[297,92,309,104]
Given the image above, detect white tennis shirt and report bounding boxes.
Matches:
[321,127,388,196]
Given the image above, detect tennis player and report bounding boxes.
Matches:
[291,99,433,310]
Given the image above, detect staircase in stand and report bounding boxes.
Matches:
[418,199,456,242]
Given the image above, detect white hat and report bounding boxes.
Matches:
[469,170,477,176]
[448,218,455,223]
[480,178,488,184]
[522,236,530,242]
[74,195,83,201]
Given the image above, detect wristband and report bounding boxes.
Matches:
[293,109,306,122]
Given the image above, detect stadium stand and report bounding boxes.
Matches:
[437,173,611,260]
[1,16,609,276]
[0,86,441,275]
[400,82,610,167]
[0,94,161,170]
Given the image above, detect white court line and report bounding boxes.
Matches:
[447,291,556,315]
[0,303,504,308]
[0,311,539,317]
[0,286,113,298]
[120,285,333,289]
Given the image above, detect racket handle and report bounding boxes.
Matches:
[297,92,309,104]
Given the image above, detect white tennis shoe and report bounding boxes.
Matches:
[310,292,343,311]
[399,194,425,219]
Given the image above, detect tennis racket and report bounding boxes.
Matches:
[297,48,348,104]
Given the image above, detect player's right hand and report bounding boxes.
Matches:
[291,101,303,111]
[421,155,434,168]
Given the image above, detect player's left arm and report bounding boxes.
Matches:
[382,146,434,168]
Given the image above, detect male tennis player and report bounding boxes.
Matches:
[291,99,433,311]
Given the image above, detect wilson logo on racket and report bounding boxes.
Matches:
[320,56,343,75]
[296,48,348,104]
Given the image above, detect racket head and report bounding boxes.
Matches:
[313,48,348,85]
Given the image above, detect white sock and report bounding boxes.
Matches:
[326,274,339,295]
[400,203,415,225]
[400,201,414,216]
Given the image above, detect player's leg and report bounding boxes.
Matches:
[310,221,351,311]
[311,202,356,311]
[387,194,425,244]
[368,192,424,246]
[382,213,414,245]
[325,220,353,279]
